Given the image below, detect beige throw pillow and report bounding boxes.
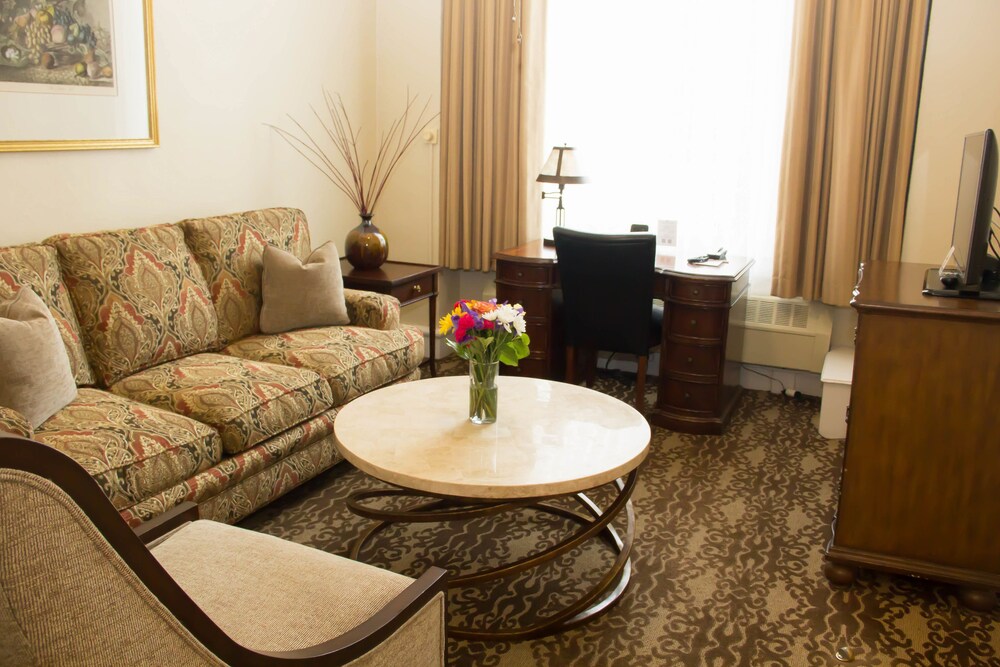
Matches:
[0,288,77,427]
[260,241,350,334]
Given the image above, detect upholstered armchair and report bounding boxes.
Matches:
[0,435,447,666]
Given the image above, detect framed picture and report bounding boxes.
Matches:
[0,0,157,152]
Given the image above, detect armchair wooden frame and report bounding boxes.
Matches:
[0,435,447,666]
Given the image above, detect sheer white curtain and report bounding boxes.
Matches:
[543,1,794,293]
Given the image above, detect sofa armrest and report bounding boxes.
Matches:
[0,406,33,439]
[344,289,401,330]
[134,501,200,546]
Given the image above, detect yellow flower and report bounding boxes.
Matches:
[438,313,454,335]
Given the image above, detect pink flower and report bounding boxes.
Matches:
[454,312,476,342]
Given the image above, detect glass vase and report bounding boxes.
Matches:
[344,214,389,270]
[468,360,499,424]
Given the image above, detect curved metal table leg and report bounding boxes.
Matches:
[347,469,640,640]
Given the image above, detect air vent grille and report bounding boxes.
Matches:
[746,297,810,330]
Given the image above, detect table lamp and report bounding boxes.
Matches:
[537,145,586,245]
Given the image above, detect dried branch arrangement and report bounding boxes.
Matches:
[269,90,438,216]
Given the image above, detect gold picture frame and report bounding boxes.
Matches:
[0,0,158,152]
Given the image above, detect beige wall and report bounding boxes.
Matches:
[902,0,1000,264]
[0,1,375,248]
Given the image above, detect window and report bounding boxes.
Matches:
[543,1,794,293]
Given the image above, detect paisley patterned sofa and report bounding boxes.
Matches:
[0,208,424,527]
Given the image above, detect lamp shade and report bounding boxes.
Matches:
[536,146,587,185]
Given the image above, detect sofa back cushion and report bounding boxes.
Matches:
[179,208,312,347]
[0,244,96,386]
[50,225,219,387]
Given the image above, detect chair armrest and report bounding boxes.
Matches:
[0,406,33,439]
[344,289,401,330]
[134,502,199,545]
[256,565,448,665]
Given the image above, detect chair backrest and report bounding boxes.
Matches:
[0,436,225,666]
[553,227,657,355]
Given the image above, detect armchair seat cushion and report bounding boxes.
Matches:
[151,520,444,661]
[111,354,334,455]
[222,325,424,405]
[33,388,222,511]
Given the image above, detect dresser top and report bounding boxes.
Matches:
[853,261,1000,320]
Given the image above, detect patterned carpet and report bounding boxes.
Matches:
[241,359,1000,666]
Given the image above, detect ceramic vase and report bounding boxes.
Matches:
[345,214,389,270]
[469,360,499,424]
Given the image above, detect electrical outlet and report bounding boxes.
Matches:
[657,219,677,247]
[422,128,439,145]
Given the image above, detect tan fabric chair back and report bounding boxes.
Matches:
[0,468,224,666]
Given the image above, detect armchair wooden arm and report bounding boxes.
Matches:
[0,435,447,666]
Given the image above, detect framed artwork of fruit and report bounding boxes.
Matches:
[0,0,157,152]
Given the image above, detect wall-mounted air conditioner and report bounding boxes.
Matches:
[732,296,832,373]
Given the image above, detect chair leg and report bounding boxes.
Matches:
[585,347,597,387]
[636,355,647,413]
[566,346,576,384]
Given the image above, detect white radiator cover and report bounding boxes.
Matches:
[732,296,832,373]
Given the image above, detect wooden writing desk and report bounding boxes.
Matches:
[494,240,753,434]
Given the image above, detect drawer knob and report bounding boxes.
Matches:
[686,356,693,364]
[412,284,422,294]
[693,288,700,296]
[517,271,523,278]
[690,319,697,327]
[683,392,691,401]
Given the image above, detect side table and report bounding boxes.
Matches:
[340,259,442,377]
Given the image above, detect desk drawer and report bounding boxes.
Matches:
[497,262,554,286]
[661,379,718,413]
[663,343,720,377]
[668,304,726,341]
[390,275,435,305]
[669,280,729,304]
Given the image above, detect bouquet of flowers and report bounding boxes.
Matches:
[439,299,531,365]
[439,299,530,423]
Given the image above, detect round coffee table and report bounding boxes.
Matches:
[334,375,650,640]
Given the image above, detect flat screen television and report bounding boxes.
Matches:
[923,128,1000,299]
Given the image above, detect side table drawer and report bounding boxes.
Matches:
[390,275,435,305]
[661,379,719,413]
[668,304,726,341]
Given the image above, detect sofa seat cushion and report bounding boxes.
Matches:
[222,325,424,406]
[32,388,222,511]
[0,244,96,385]
[179,208,312,347]
[151,520,444,661]
[120,409,337,527]
[111,353,334,455]
[49,224,220,387]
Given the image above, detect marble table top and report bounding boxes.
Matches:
[334,376,651,499]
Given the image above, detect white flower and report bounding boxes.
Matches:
[512,312,526,335]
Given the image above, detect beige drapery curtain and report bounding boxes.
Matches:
[771,0,930,306]
[439,0,546,272]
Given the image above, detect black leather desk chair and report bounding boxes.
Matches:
[552,227,664,412]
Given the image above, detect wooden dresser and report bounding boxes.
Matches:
[494,240,752,434]
[824,261,1000,611]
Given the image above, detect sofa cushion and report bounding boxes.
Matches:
[344,288,401,331]
[50,225,219,387]
[179,208,312,346]
[111,353,334,455]
[0,406,33,439]
[33,388,222,511]
[0,288,78,427]
[222,325,424,406]
[260,242,349,334]
[0,244,96,385]
[120,409,338,527]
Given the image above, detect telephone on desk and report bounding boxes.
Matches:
[688,248,727,265]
